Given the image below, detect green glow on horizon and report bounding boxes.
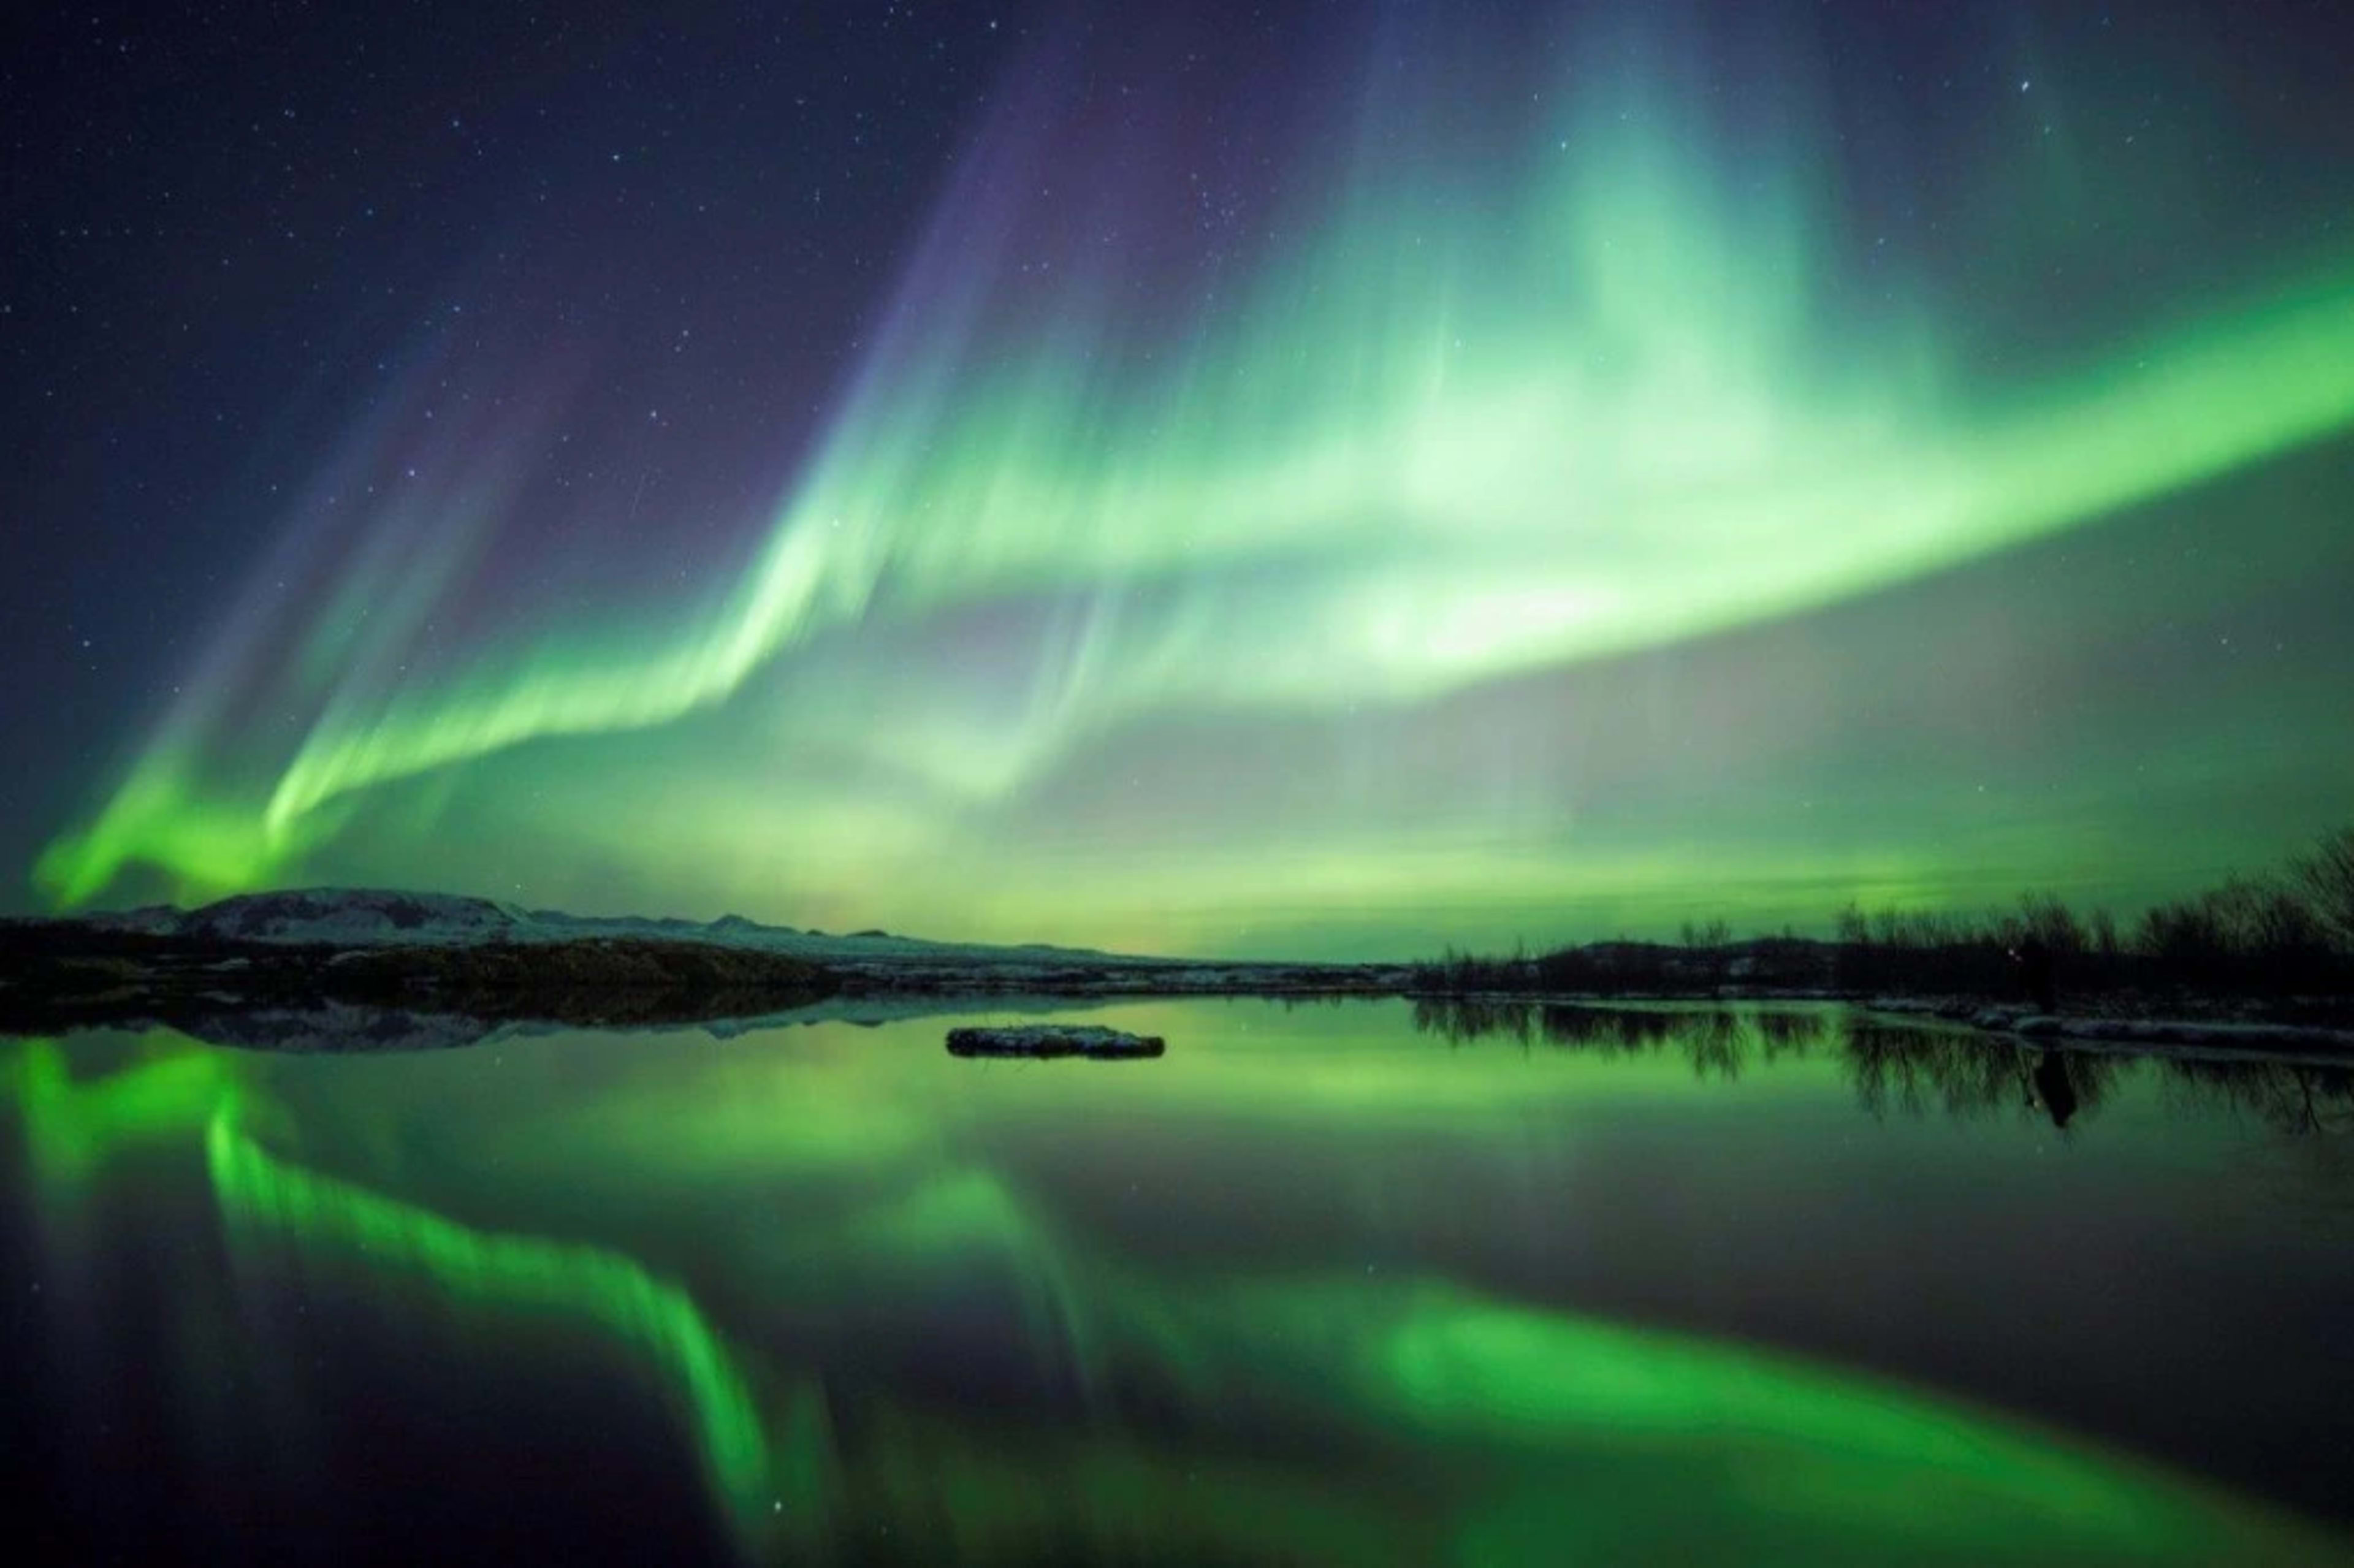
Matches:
[31,34,2354,938]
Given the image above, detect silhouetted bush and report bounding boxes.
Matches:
[1414,823,2354,1003]
[2290,826,2354,950]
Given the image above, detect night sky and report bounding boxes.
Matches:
[7,1,2352,957]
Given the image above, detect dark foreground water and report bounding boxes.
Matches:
[7,1000,2353,1566]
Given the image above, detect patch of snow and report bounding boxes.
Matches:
[1963,1006,2354,1058]
[178,888,528,945]
[945,1024,1166,1059]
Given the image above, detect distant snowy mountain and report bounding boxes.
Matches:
[168,888,530,945]
[95,886,1171,970]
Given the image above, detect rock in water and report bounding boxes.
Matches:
[945,1024,1165,1059]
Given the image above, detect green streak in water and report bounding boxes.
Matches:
[202,1111,804,1550]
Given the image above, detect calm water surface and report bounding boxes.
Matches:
[7,999,2353,1565]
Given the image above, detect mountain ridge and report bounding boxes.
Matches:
[72,885,1167,969]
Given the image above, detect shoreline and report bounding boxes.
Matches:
[6,916,2352,1062]
[4,904,2335,1064]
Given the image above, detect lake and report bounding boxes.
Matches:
[7,999,2353,1564]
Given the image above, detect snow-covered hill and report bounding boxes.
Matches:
[168,888,529,945]
[97,886,1177,970]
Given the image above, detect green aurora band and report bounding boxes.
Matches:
[31,31,2354,948]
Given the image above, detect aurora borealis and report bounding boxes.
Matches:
[10,3,2354,953]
